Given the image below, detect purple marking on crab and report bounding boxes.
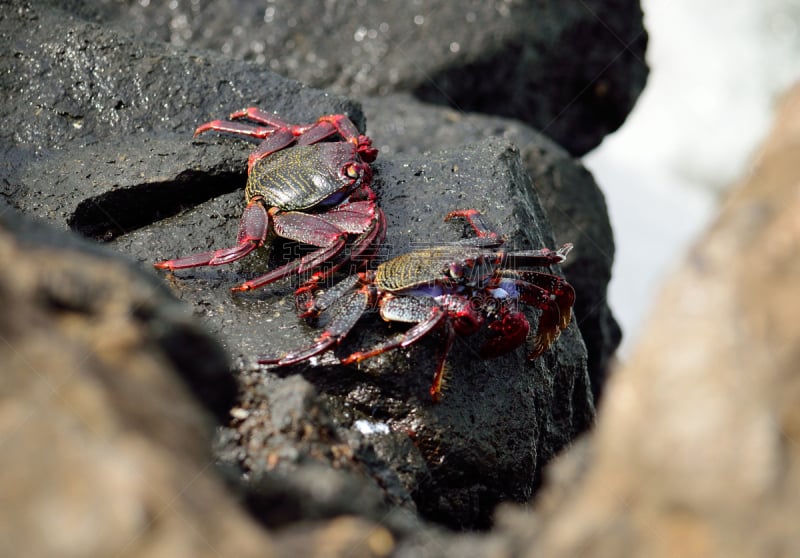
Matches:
[488,279,520,300]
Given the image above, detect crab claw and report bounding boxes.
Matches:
[528,302,564,359]
[354,134,378,162]
[480,310,530,358]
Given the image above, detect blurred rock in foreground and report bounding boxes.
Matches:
[503,82,800,558]
[0,206,275,558]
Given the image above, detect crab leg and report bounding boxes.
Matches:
[153,199,268,270]
[194,108,297,139]
[197,107,365,147]
[258,289,370,365]
[294,204,386,297]
[317,200,380,233]
[341,298,446,361]
[445,208,501,240]
[231,211,350,292]
[340,297,451,401]
[193,119,279,139]
[502,243,573,268]
[296,273,363,318]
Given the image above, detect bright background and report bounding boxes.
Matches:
[584,0,800,355]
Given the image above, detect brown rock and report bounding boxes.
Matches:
[0,208,275,558]
[517,83,800,557]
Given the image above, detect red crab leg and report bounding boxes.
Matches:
[296,273,363,318]
[258,289,369,365]
[502,243,573,268]
[317,200,380,233]
[340,298,446,364]
[231,211,349,292]
[153,199,268,270]
[194,119,279,139]
[430,322,456,403]
[229,109,362,143]
[320,201,386,266]
[340,297,451,401]
[348,205,387,259]
[295,204,386,298]
[229,108,292,127]
[445,208,501,240]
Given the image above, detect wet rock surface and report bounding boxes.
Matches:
[7,0,800,556]
[67,0,648,156]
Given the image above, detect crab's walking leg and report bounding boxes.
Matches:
[503,244,573,268]
[230,109,364,145]
[296,273,363,318]
[231,211,349,292]
[339,297,451,402]
[154,200,268,270]
[445,208,501,240]
[258,289,369,365]
[196,108,376,166]
[296,203,387,295]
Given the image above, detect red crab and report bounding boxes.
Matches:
[154,107,386,292]
[261,209,575,402]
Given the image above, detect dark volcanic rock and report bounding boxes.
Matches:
[68,0,649,156]
[2,0,618,399]
[0,0,363,232]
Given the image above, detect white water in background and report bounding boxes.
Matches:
[583,0,800,355]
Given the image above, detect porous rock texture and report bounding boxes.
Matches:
[66,0,648,156]
[7,0,799,556]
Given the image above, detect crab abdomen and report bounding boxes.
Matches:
[245,143,359,210]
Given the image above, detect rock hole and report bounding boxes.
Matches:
[67,169,242,240]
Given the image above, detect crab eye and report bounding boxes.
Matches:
[448,263,463,279]
[344,163,361,179]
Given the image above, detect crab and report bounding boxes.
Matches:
[154,107,386,292]
[260,209,575,402]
